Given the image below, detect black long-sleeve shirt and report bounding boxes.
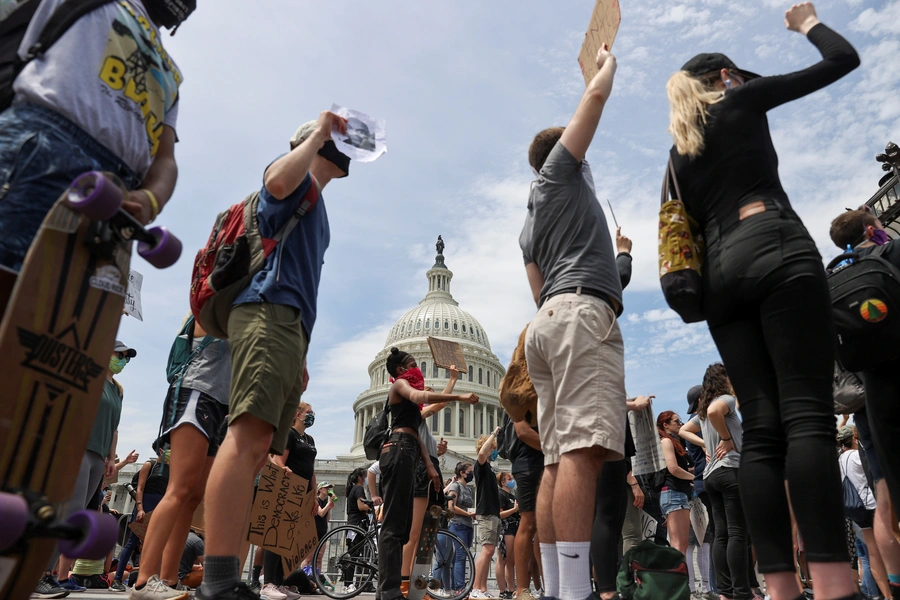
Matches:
[670,24,860,232]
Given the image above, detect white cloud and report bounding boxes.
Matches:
[850,2,900,37]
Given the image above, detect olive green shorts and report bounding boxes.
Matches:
[227,302,308,454]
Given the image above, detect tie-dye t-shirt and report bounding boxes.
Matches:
[11,0,181,177]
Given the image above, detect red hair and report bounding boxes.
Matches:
[657,410,686,456]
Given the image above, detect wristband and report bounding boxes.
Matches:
[630,482,640,487]
[721,437,732,442]
[142,189,160,222]
[136,501,143,505]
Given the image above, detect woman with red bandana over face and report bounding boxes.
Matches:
[377,347,480,600]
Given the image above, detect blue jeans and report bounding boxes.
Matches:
[114,493,163,581]
[449,522,473,591]
[0,103,139,271]
[855,534,878,597]
[433,532,455,590]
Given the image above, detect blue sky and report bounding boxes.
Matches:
[112,0,900,462]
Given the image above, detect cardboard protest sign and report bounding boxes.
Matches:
[247,462,318,573]
[128,510,152,541]
[124,269,143,321]
[577,0,622,86]
[427,337,468,373]
[192,501,205,534]
[690,497,709,545]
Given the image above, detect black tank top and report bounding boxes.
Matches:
[144,460,169,495]
[390,398,422,431]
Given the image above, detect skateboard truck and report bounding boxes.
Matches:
[413,576,442,591]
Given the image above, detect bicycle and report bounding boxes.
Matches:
[312,502,475,600]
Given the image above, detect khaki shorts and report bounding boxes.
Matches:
[525,293,626,465]
[227,302,308,454]
[477,514,501,546]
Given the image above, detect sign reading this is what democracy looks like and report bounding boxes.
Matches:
[247,462,318,574]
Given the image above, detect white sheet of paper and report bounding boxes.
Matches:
[124,269,143,321]
[330,104,386,163]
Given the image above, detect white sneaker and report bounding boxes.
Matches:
[127,576,188,600]
[470,591,486,599]
[261,584,287,600]
[344,584,357,594]
[277,587,300,600]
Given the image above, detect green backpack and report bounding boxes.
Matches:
[165,315,214,385]
[616,539,690,600]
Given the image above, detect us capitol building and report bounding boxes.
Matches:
[314,237,509,511]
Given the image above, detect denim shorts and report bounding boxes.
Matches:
[0,103,140,271]
[659,489,691,516]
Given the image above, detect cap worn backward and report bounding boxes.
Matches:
[680,52,760,81]
[837,425,855,441]
[113,339,137,358]
[290,121,318,149]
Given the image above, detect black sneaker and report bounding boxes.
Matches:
[247,580,262,594]
[34,575,70,599]
[110,579,128,592]
[195,582,261,600]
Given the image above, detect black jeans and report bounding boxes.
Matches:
[861,356,900,508]
[591,458,628,593]
[704,208,847,572]
[706,467,751,600]
[377,432,419,600]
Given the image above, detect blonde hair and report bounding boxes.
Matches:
[666,71,724,158]
[476,434,495,453]
[297,402,311,415]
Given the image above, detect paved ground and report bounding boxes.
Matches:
[71,594,379,600]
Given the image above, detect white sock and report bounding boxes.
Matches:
[538,543,559,598]
[557,541,592,600]
[686,545,697,592]
[699,543,711,592]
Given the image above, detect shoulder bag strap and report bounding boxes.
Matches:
[26,0,116,60]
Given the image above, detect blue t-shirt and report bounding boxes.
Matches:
[234,165,330,338]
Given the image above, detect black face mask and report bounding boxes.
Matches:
[144,0,196,32]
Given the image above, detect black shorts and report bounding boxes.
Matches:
[414,455,442,498]
[503,521,519,537]
[512,466,543,513]
[853,508,875,530]
[158,386,228,457]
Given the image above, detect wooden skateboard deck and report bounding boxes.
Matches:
[408,503,442,600]
[0,187,131,600]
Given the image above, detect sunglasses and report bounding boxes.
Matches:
[671,419,683,425]
[115,352,131,363]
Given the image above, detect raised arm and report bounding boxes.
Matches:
[737,5,858,112]
[559,44,617,163]
[616,227,633,290]
[478,427,500,465]
[264,110,348,200]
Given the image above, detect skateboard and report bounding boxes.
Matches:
[0,172,182,600]
[408,503,444,600]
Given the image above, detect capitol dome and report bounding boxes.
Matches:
[349,237,506,458]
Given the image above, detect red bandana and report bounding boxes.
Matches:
[396,367,425,391]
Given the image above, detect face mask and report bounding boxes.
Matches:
[871,229,890,246]
[109,356,127,374]
[303,412,315,428]
[143,0,196,31]
[490,450,499,462]
[505,480,516,490]
[397,366,425,390]
[464,472,473,483]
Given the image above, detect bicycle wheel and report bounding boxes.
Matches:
[427,528,475,600]
[312,525,378,599]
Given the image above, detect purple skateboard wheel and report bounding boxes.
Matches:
[138,226,182,269]
[66,172,123,221]
[58,510,118,559]
[0,492,28,551]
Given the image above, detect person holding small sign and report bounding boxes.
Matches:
[264,402,319,597]
[378,348,478,600]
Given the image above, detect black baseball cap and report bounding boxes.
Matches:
[686,385,702,415]
[681,53,760,81]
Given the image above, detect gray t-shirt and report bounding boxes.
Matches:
[519,141,623,312]
[180,338,232,404]
[13,0,182,177]
[419,419,438,458]
[447,481,474,528]
[688,395,741,477]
